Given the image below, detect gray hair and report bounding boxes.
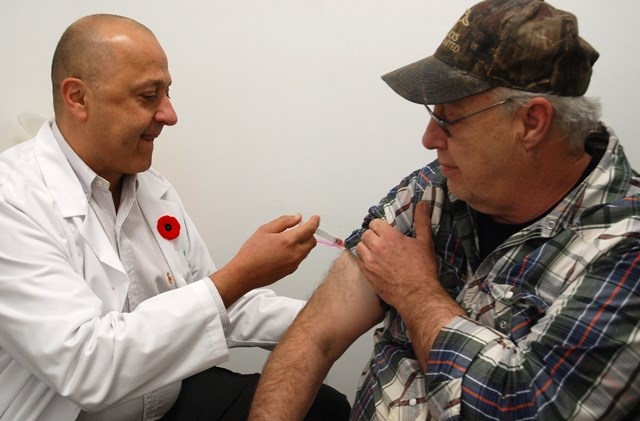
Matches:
[492,87,602,152]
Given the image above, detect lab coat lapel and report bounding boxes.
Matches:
[34,122,130,308]
[77,209,130,309]
[78,210,128,274]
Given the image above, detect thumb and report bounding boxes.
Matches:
[289,214,320,239]
[299,214,321,233]
[413,201,432,243]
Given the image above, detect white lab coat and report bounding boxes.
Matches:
[0,122,304,421]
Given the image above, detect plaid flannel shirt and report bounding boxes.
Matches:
[345,126,640,420]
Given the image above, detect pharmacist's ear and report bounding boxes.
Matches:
[60,77,90,121]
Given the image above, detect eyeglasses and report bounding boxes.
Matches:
[425,98,511,137]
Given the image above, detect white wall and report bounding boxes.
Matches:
[1,0,638,404]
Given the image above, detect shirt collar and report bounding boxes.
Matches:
[51,122,138,201]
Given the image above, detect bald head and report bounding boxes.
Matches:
[51,14,158,113]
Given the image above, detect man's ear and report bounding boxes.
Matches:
[519,97,554,151]
[60,77,89,121]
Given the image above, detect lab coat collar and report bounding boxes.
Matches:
[34,121,88,218]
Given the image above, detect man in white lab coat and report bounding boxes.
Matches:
[0,14,350,421]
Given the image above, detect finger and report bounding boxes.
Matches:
[299,236,318,257]
[295,215,320,238]
[367,218,390,236]
[354,243,376,281]
[413,201,432,243]
[262,213,304,233]
[359,226,376,247]
[301,215,321,233]
[279,215,320,245]
[354,242,369,265]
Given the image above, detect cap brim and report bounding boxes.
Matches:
[381,56,495,105]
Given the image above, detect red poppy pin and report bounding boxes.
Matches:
[157,215,181,240]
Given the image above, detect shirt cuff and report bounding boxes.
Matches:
[426,316,503,386]
[203,277,230,329]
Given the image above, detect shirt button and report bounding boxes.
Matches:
[504,291,513,299]
[546,220,556,230]
[409,398,417,407]
[499,320,508,330]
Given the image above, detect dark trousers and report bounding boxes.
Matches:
[160,367,351,421]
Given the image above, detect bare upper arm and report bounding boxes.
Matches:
[296,250,385,361]
[248,251,382,420]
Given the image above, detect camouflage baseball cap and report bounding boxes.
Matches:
[382,0,599,105]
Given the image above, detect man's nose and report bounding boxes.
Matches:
[156,96,178,126]
[422,118,447,150]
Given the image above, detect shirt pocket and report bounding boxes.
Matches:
[494,285,549,341]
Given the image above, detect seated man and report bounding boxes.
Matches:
[0,14,349,421]
[248,0,640,419]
